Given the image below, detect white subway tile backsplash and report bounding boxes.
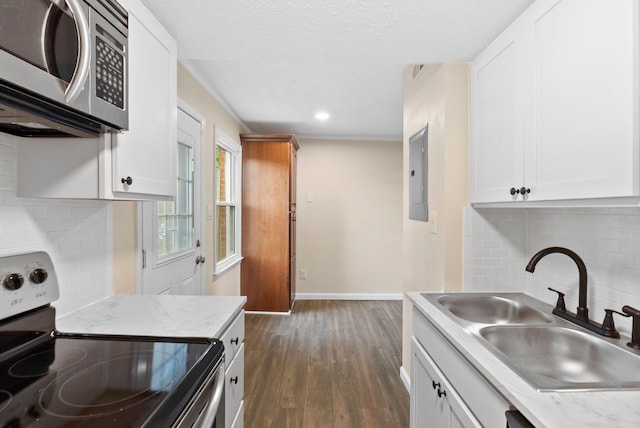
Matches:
[0,134,112,317]
[465,206,640,337]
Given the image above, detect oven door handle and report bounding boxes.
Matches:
[63,0,91,103]
[200,365,225,427]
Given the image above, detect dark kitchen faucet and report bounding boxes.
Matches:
[526,247,589,320]
[525,246,624,337]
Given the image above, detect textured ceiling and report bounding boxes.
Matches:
[141,0,535,140]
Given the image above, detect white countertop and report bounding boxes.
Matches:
[56,294,247,339]
[407,291,640,428]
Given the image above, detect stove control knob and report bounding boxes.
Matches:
[3,273,24,290]
[30,268,48,284]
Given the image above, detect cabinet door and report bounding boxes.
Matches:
[470,21,526,203]
[111,0,177,198]
[411,340,449,427]
[411,338,481,428]
[289,145,297,307]
[524,0,638,201]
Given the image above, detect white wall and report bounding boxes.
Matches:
[295,137,403,297]
[465,207,640,337]
[0,134,113,316]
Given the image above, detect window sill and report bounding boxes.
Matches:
[213,256,243,278]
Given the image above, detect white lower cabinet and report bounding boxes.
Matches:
[221,311,245,428]
[411,337,480,428]
[230,401,244,428]
[411,308,512,428]
[226,344,244,426]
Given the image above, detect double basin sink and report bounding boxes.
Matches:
[423,293,640,391]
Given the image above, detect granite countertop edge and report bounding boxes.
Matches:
[56,294,247,340]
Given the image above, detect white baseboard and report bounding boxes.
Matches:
[244,310,291,316]
[400,366,411,393]
[296,293,403,300]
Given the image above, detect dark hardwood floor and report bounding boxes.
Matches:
[244,300,410,428]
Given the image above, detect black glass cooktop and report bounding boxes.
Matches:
[0,333,222,427]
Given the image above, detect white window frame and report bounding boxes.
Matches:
[214,128,242,276]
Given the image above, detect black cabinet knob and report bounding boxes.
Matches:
[231,337,239,345]
[437,388,447,398]
[431,380,440,390]
[520,187,531,195]
[230,376,239,384]
[510,187,520,195]
[121,176,133,186]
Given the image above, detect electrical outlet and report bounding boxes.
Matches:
[300,269,308,279]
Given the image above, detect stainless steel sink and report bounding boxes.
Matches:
[435,294,552,325]
[419,292,640,391]
[480,325,640,391]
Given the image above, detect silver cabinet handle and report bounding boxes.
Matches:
[64,0,91,103]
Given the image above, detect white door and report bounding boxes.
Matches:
[140,106,204,295]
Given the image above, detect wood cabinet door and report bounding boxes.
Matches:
[470,21,526,203]
[241,140,291,311]
[289,145,297,307]
[523,0,638,201]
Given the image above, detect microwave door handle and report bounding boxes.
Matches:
[63,0,91,103]
[49,0,68,12]
[200,365,225,427]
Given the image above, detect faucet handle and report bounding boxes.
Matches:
[547,287,567,312]
[601,309,629,338]
[622,306,640,350]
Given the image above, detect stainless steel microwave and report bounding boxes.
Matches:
[0,0,128,137]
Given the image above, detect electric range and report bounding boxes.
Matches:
[0,252,225,428]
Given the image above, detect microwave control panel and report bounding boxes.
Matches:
[95,37,125,109]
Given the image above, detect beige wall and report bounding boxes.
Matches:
[401,63,469,372]
[113,201,138,294]
[296,138,403,296]
[177,63,245,296]
[112,63,245,296]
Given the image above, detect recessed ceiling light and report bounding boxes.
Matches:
[315,112,330,121]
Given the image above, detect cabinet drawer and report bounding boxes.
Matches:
[230,400,244,428]
[413,308,510,427]
[221,311,244,362]
[225,344,244,426]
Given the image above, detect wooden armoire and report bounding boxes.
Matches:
[240,134,299,312]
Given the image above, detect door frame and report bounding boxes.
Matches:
[136,99,207,294]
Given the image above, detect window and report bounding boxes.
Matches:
[214,129,242,274]
[158,142,193,258]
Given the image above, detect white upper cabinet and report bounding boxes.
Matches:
[111,0,176,198]
[17,0,176,200]
[470,0,639,204]
[470,20,526,203]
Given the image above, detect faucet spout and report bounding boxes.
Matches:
[526,247,589,322]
